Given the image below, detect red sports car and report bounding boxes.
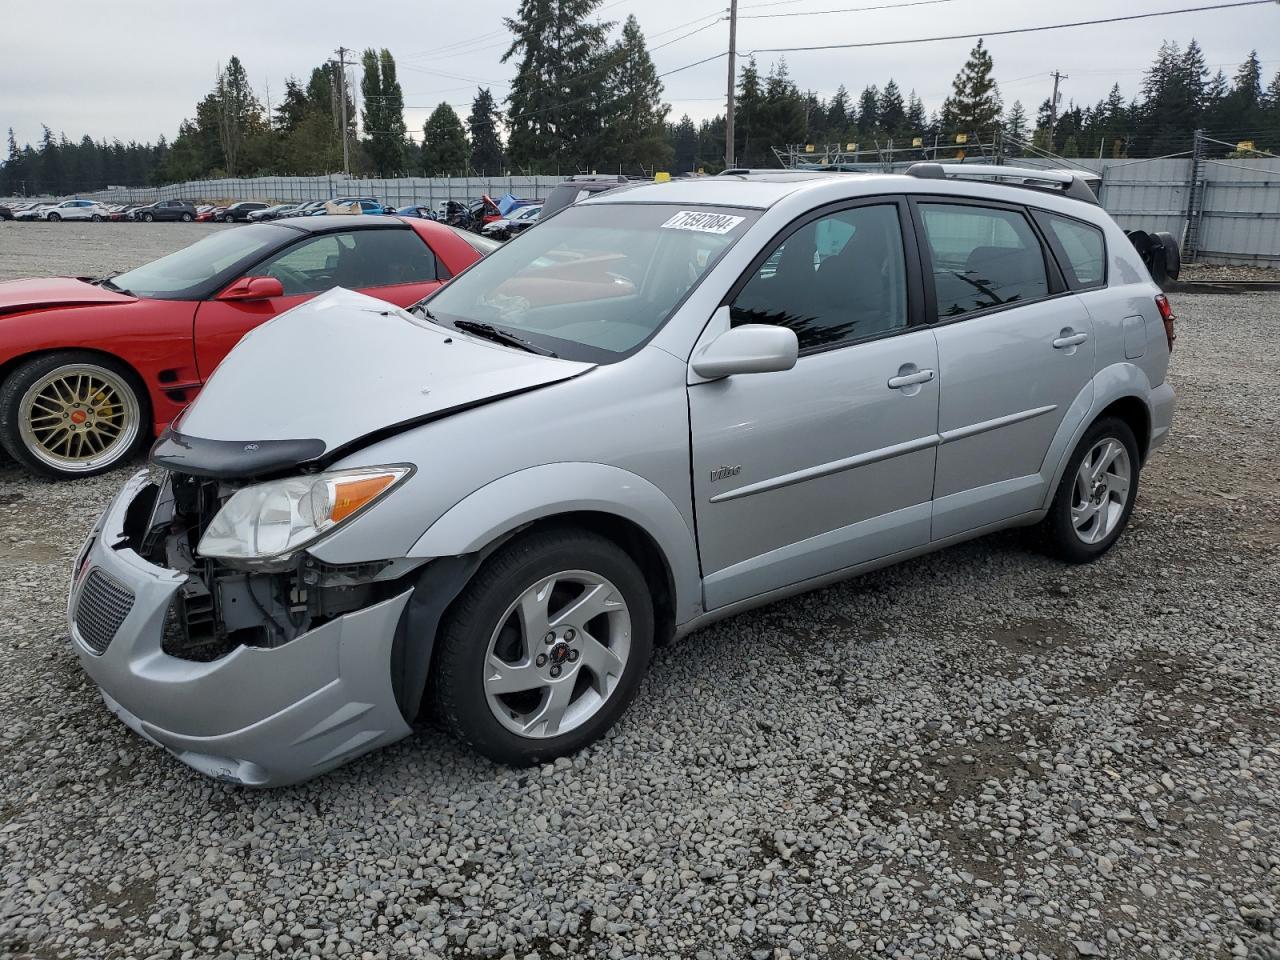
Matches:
[0,216,495,479]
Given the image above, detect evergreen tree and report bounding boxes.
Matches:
[1004,100,1028,140]
[467,88,505,174]
[856,85,879,137]
[735,58,766,166]
[600,15,671,172]
[503,0,612,172]
[361,48,407,176]
[827,85,851,133]
[275,77,308,133]
[672,114,698,173]
[879,80,906,135]
[421,103,469,175]
[943,39,1001,132]
[905,90,927,136]
[762,60,806,157]
[214,56,263,176]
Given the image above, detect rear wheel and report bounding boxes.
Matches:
[91,214,104,222]
[0,352,150,479]
[181,212,193,222]
[1040,416,1140,563]
[432,528,654,765]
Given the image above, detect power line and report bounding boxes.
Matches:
[740,0,956,19]
[746,0,1277,53]
[651,18,726,52]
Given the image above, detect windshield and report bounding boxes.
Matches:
[424,203,758,361]
[112,224,291,299]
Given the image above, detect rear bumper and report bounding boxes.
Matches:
[67,471,413,787]
[1148,381,1175,456]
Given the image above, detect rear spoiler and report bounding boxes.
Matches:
[1125,230,1181,284]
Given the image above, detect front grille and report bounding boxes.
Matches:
[75,569,135,654]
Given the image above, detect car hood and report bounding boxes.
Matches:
[0,277,137,316]
[171,287,596,461]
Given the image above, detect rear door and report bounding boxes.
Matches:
[912,198,1095,540]
[192,226,446,376]
[689,198,940,609]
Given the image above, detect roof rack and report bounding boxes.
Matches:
[905,163,1100,204]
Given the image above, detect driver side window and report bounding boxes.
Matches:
[730,203,908,351]
[253,229,440,296]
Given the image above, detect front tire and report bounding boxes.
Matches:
[142,212,154,222]
[91,214,104,222]
[181,212,193,222]
[1040,416,1140,563]
[0,352,150,479]
[432,527,654,765]
[46,213,61,222]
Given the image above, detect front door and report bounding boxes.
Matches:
[913,199,1096,540]
[688,199,940,610]
[192,227,445,377]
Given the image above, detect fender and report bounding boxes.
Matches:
[408,461,703,625]
[1038,361,1155,511]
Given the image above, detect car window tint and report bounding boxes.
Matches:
[730,204,908,350]
[1041,213,1106,288]
[919,204,1048,318]
[255,229,439,295]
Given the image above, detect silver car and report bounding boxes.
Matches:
[68,165,1176,786]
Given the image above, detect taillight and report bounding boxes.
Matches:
[1155,294,1176,352]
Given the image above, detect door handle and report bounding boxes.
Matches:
[887,369,935,389]
[1053,332,1089,349]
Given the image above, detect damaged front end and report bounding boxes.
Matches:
[130,470,426,664]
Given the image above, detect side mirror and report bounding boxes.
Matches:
[219,276,285,301]
[691,323,799,379]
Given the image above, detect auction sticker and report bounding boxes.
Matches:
[661,210,745,234]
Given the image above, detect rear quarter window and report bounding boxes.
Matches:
[1036,211,1107,289]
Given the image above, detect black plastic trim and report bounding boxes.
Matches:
[150,429,327,479]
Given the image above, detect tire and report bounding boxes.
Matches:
[181,212,193,222]
[46,213,61,222]
[91,214,104,222]
[1039,416,1141,563]
[142,212,154,223]
[432,527,655,765]
[0,352,150,480]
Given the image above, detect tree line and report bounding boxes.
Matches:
[3,10,1279,197]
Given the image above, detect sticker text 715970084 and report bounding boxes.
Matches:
[660,211,745,235]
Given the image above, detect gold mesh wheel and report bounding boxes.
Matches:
[17,363,141,474]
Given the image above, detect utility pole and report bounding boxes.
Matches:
[332,47,353,175]
[724,0,738,169]
[1047,70,1067,151]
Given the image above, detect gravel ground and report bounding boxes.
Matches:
[1178,263,1276,282]
[0,221,231,282]
[0,228,1277,960]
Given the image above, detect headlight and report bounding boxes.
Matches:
[197,465,412,563]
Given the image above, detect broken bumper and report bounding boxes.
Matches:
[67,471,413,787]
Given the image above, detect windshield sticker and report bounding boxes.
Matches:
[661,211,745,235]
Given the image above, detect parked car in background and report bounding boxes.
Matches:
[14,202,59,221]
[482,203,542,240]
[540,175,640,218]
[395,203,437,219]
[0,217,490,479]
[42,199,112,221]
[65,164,1177,785]
[196,205,226,222]
[217,202,269,222]
[248,203,298,222]
[310,197,389,216]
[134,199,198,222]
[0,204,13,221]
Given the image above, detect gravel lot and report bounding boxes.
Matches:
[0,225,1277,960]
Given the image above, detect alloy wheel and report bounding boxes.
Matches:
[1071,438,1131,544]
[483,569,632,739]
[17,364,140,473]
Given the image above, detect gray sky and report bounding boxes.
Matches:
[2,0,1276,149]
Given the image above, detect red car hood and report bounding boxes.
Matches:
[0,277,138,317]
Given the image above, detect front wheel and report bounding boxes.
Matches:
[1040,416,1141,563]
[142,212,154,222]
[46,213,61,222]
[432,528,654,765]
[181,212,193,222]
[0,352,150,479]
[91,214,104,222]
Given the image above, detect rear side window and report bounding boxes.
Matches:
[919,203,1049,319]
[1037,212,1106,289]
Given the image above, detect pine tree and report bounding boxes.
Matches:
[467,88,505,174]
[1004,100,1028,140]
[600,15,671,172]
[827,85,850,133]
[878,80,906,136]
[943,39,1001,132]
[503,0,612,172]
[361,49,407,176]
[735,58,765,166]
[856,85,879,136]
[214,56,262,176]
[421,103,470,175]
[275,78,308,133]
[672,114,698,173]
[905,90,927,137]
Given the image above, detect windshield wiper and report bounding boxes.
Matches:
[95,274,133,296]
[407,301,439,322]
[451,319,558,358]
